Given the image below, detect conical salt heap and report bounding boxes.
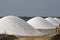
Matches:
[27,17,56,29]
[27,17,57,36]
[0,16,46,36]
[45,17,60,27]
[53,18,60,24]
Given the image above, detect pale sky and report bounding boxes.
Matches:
[0,0,60,16]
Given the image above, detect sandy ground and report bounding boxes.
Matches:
[17,36,52,40]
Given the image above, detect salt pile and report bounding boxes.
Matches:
[0,16,46,36]
[27,17,56,29]
[53,18,60,23]
[45,17,60,27]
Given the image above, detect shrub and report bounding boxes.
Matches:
[0,34,18,40]
[50,33,60,40]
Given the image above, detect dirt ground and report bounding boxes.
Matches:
[17,36,52,40]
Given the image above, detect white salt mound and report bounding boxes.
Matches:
[45,17,60,27]
[0,16,46,36]
[27,17,56,29]
[53,18,60,24]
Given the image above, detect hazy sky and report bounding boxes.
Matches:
[0,0,60,16]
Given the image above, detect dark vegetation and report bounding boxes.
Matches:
[50,33,60,40]
[0,34,18,40]
[20,17,33,21]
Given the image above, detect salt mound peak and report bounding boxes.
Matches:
[27,17,56,29]
[45,17,60,27]
[0,15,46,36]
